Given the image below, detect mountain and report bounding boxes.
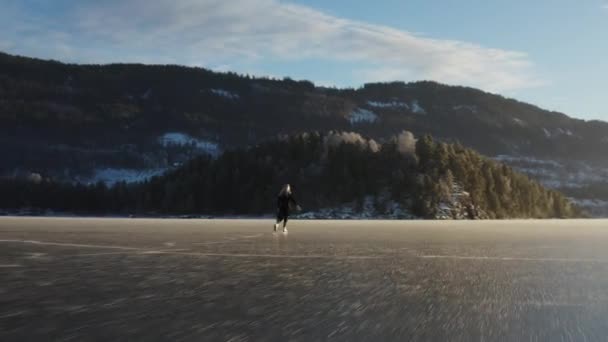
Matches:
[0,132,580,219]
[0,52,606,215]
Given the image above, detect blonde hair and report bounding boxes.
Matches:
[279,184,291,196]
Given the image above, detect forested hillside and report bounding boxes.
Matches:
[2,51,608,177]
[0,52,603,215]
[0,132,580,219]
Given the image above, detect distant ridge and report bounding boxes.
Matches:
[0,51,606,215]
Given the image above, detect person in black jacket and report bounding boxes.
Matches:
[274,184,300,232]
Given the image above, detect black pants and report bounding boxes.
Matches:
[276,209,289,227]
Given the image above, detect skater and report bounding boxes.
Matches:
[274,184,300,232]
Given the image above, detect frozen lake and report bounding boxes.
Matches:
[2,217,608,341]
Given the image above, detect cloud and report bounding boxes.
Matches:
[0,0,542,92]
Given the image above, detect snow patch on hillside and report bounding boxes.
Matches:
[495,155,608,190]
[367,100,409,109]
[209,88,240,100]
[570,198,608,208]
[569,198,608,217]
[494,155,562,168]
[141,89,152,100]
[542,127,575,139]
[158,132,220,156]
[556,128,574,136]
[76,133,222,186]
[82,168,167,186]
[410,100,426,114]
[512,118,526,126]
[349,108,378,124]
[453,105,478,113]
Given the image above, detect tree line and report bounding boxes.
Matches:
[0,131,581,219]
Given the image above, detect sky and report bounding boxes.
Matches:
[0,0,606,121]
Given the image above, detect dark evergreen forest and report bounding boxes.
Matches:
[0,132,580,219]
